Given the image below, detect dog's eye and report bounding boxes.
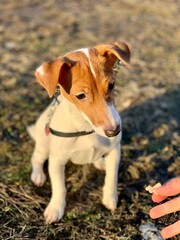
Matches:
[75,93,86,100]
[108,82,115,92]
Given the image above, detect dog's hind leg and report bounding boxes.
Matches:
[30,130,49,187]
[29,106,51,187]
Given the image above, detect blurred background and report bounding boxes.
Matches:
[0,1,179,239]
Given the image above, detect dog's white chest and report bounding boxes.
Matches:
[70,134,119,165]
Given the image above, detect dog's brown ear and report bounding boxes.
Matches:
[35,57,76,97]
[96,41,131,70]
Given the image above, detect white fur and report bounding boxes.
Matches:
[29,71,121,225]
[76,48,96,78]
[107,103,121,129]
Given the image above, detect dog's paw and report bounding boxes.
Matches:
[44,202,65,224]
[102,193,118,211]
[31,169,46,187]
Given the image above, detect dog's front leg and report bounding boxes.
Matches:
[44,156,66,224]
[102,144,121,211]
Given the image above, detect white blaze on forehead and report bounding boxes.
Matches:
[76,48,96,78]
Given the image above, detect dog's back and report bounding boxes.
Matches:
[27,124,36,141]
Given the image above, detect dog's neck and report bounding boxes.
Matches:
[50,94,93,133]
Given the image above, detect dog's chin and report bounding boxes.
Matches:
[93,127,120,139]
[104,130,120,138]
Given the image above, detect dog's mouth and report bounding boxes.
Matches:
[104,125,121,138]
[81,109,121,138]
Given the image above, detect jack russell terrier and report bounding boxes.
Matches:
[28,41,131,224]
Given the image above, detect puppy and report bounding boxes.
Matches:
[28,41,131,223]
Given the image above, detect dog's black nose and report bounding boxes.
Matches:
[104,125,121,137]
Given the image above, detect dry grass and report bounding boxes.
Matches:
[0,0,180,239]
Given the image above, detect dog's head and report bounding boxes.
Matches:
[35,41,131,138]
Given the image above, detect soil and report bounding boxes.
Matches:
[0,1,179,239]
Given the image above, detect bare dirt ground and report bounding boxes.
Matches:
[0,0,180,239]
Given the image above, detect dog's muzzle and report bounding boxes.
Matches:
[104,125,121,138]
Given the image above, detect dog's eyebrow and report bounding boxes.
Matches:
[71,84,89,92]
